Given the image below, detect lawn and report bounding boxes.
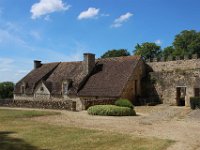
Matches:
[0,108,174,150]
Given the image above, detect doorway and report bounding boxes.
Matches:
[176,86,186,106]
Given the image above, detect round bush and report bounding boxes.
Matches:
[115,99,134,109]
[87,105,136,116]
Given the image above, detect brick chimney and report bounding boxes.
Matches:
[83,53,95,74]
[34,60,42,69]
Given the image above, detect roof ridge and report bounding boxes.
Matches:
[97,55,141,61]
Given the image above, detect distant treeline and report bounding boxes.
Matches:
[101,30,200,59]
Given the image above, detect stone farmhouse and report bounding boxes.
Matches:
[14,53,145,110]
[14,53,200,110]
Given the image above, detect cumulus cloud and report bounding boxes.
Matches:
[78,7,100,20]
[111,12,133,28]
[30,0,71,19]
[155,39,162,45]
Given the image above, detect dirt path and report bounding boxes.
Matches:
[1,105,200,150]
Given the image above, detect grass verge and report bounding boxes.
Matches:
[0,108,174,150]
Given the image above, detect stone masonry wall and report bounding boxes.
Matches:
[147,67,200,106]
[0,99,73,110]
[147,58,200,72]
[121,59,146,104]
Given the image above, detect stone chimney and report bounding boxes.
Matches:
[34,60,42,69]
[83,53,95,74]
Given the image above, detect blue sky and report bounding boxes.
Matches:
[0,0,200,82]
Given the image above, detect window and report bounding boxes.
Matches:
[194,88,200,97]
[21,85,25,94]
[62,80,72,95]
[63,82,69,95]
[40,87,44,91]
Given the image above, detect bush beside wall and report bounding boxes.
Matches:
[190,97,200,109]
[114,99,134,109]
[87,105,136,116]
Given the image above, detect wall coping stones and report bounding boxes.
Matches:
[145,54,199,63]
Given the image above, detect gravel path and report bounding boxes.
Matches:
[1,105,200,150]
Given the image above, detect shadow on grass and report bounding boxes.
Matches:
[0,131,45,150]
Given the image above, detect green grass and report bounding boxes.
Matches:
[0,108,174,150]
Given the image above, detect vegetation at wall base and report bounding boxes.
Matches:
[115,99,134,109]
[190,97,200,109]
[87,105,136,116]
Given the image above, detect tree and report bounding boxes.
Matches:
[173,30,200,56]
[0,82,14,99]
[133,42,161,59]
[162,46,175,58]
[101,49,130,58]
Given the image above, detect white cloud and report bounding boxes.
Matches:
[155,39,162,45]
[78,7,100,20]
[30,0,71,19]
[111,12,133,28]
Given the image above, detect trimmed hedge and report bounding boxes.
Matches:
[114,99,134,109]
[87,105,136,116]
[190,97,200,110]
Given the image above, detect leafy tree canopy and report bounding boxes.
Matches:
[162,46,175,58]
[173,30,200,57]
[133,42,161,59]
[0,82,14,99]
[101,49,130,58]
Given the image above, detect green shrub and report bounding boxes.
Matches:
[87,105,136,116]
[190,97,200,109]
[115,99,134,109]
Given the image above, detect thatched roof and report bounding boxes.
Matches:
[14,56,141,97]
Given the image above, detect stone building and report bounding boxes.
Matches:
[145,56,200,107]
[14,53,146,110]
[14,53,200,110]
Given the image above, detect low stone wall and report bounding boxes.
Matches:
[0,99,13,105]
[83,98,117,109]
[0,100,73,110]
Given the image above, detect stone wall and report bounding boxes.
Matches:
[0,99,13,106]
[146,69,200,106]
[14,94,34,101]
[0,99,73,110]
[121,59,146,104]
[64,95,83,111]
[144,58,200,107]
[147,58,200,72]
[34,82,50,100]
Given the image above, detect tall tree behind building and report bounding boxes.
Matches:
[101,49,130,58]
